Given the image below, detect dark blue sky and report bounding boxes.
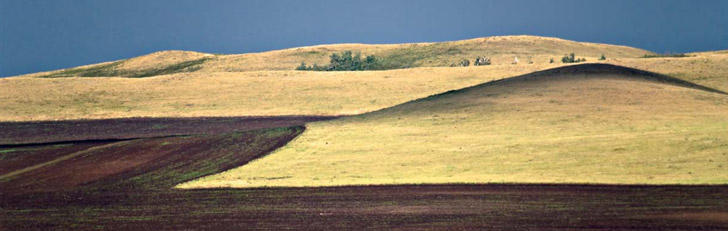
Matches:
[1,0,727,77]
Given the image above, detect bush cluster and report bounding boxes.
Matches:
[296,51,380,71]
[561,53,586,63]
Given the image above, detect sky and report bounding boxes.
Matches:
[1,0,727,77]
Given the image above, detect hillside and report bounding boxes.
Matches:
[198,35,652,72]
[2,37,727,122]
[37,51,215,78]
[0,65,557,121]
[179,64,728,188]
[21,35,651,78]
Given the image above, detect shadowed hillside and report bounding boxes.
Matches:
[182,64,728,188]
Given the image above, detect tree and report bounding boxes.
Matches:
[296,62,309,71]
[599,54,606,60]
[352,53,362,71]
[329,53,341,70]
[297,51,382,71]
[363,55,378,70]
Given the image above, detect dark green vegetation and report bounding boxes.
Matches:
[642,53,693,58]
[561,53,586,63]
[297,44,470,71]
[297,51,381,71]
[297,50,496,70]
[2,185,727,230]
[41,58,210,78]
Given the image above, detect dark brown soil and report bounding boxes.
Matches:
[0,116,338,145]
[0,141,112,175]
[1,185,727,230]
[0,126,304,195]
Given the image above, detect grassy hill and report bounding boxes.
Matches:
[199,35,652,72]
[0,64,559,121]
[179,64,728,188]
[22,35,650,78]
[2,36,727,122]
[38,51,214,78]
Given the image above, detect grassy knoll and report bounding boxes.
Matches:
[41,55,211,78]
[179,64,728,188]
[17,35,648,78]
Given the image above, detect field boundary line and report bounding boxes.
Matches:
[0,140,134,181]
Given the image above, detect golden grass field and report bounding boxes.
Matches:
[179,64,728,188]
[17,35,651,77]
[1,65,555,121]
[1,36,727,122]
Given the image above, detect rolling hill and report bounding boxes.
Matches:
[179,64,728,188]
[2,36,727,122]
[20,35,650,78]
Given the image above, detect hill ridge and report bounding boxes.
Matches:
[15,35,653,78]
[418,64,727,103]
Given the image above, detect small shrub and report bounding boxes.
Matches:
[474,56,491,66]
[459,59,470,67]
[598,54,606,60]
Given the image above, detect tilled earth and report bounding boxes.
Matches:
[2,185,727,230]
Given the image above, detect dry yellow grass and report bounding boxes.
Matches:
[2,36,726,123]
[14,35,649,78]
[115,50,213,71]
[179,65,728,188]
[610,51,728,93]
[197,35,650,72]
[0,64,557,121]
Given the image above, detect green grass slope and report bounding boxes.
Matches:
[180,64,728,188]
